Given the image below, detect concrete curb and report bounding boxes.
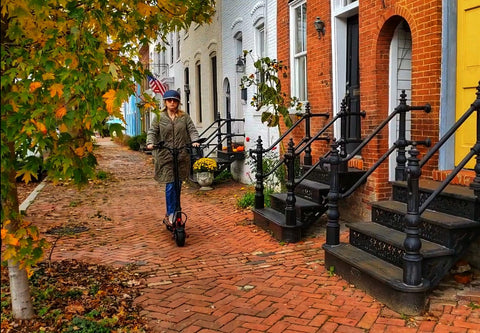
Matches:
[19,179,47,213]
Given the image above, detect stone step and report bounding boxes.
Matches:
[347,222,454,285]
[294,178,330,204]
[252,207,303,243]
[371,200,480,248]
[391,180,479,221]
[323,242,430,316]
[270,193,326,225]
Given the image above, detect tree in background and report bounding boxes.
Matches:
[1,0,215,320]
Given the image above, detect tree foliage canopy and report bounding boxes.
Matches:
[1,0,215,273]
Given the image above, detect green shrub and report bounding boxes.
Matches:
[127,133,147,151]
[236,188,273,209]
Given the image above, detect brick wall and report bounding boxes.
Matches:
[277,0,443,218]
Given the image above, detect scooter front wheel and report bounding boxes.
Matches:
[174,227,186,247]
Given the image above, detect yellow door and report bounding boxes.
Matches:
[455,0,480,169]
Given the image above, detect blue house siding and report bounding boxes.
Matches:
[123,84,142,137]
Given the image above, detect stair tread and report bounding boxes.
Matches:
[324,243,430,291]
[347,222,454,257]
[295,178,330,190]
[371,200,479,228]
[253,207,303,227]
[392,179,476,200]
[271,193,321,208]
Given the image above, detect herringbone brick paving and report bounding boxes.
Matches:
[25,138,480,332]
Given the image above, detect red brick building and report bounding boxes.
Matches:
[277,0,478,220]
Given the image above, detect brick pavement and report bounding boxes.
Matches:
[25,137,480,332]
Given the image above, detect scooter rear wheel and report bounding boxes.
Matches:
[174,228,186,247]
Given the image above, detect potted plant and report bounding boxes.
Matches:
[192,157,217,189]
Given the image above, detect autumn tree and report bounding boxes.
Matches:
[1,0,215,320]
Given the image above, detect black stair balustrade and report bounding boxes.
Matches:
[395,91,432,181]
[415,82,480,219]
[322,91,431,245]
[249,105,330,210]
[285,139,296,226]
[289,97,350,187]
[323,139,341,246]
[250,136,266,209]
[198,111,245,159]
[338,95,366,173]
[403,140,431,287]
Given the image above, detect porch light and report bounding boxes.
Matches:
[314,17,326,38]
[236,55,246,73]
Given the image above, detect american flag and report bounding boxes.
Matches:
[147,75,168,95]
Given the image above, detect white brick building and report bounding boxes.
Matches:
[149,0,279,184]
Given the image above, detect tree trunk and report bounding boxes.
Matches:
[7,261,34,319]
[3,141,34,319]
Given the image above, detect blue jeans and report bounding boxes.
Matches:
[165,181,182,216]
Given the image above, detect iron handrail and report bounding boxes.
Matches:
[419,146,478,215]
[261,112,329,153]
[418,83,480,213]
[420,103,478,167]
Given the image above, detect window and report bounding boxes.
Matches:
[170,33,174,64]
[211,55,218,119]
[176,31,181,60]
[196,63,202,123]
[290,0,307,102]
[255,21,265,58]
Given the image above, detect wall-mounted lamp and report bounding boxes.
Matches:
[314,17,326,39]
[236,55,246,73]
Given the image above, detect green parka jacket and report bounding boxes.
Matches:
[146,109,200,183]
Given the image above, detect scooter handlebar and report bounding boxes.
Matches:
[147,138,206,151]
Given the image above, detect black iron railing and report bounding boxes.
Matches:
[249,102,329,211]
[322,91,431,246]
[324,82,480,288]
[198,110,245,159]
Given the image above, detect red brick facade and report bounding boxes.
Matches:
[277,0,443,220]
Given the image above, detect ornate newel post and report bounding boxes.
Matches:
[285,139,297,226]
[403,142,423,286]
[226,108,233,152]
[216,112,223,151]
[338,97,349,173]
[469,83,480,213]
[304,102,312,166]
[326,139,341,245]
[395,90,408,181]
[252,136,264,209]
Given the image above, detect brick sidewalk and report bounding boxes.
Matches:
[25,138,480,332]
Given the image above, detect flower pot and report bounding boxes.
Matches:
[196,171,214,190]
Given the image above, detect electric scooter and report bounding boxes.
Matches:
[153,138,206,247]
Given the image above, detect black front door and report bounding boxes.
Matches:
[345,14,361,154]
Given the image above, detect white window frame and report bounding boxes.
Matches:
[331,0,359,138]
[255,19,265,59]
[289,0,307,106]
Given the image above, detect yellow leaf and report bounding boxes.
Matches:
[16,169,34,184]
[56,106,67,118]
[5,234,19,246]
[75,147,85,157]
[50,83,64,98]
[29,82,42,92]
[59,123,68,132]
[10,100,19,112]
[1,228,7,239]
[42,73,55,80]
[34,121,47,134]
[102,89,116,114]
[137,2,152,16]
[85,142,93,152]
